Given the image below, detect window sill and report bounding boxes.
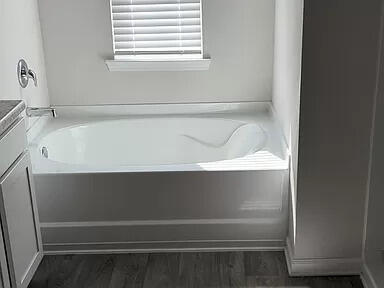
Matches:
[105,58,211,72]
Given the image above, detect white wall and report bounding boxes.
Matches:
[288,0,382,275]
[272,0,303,246]
[37,0,275,106]
[0,0,49,127]
[363,3,384,284]
[364,83,384,288]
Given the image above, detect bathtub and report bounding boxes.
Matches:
[28,102,289,253]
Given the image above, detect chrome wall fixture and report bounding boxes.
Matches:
[26,107,57,118]
[17,59,37,88]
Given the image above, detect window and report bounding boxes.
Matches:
[106,0,210,71]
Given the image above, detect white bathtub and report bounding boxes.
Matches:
[28,102,289,253]
[34,117,286,172]
[39,118,267,166]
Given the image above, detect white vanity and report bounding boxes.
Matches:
[0,101,42,288]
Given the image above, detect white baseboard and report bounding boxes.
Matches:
[361,263,378,288]
[285,237,362,276]
[43,240,285,255]
[41,219,287,254]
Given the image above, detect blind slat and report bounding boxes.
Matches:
[110,0,203,57]
[114,25,201,35]
[113,18,201,28]
[112,0,200,5]
[112,3,200,13]
[115,32,201,41]
[115,47,201,53]
[116,39,201,48]
[113,11,200,21]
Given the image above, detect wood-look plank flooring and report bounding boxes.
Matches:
[28,251,363,288]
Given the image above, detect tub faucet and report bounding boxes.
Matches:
[17,59,38,88]
[26,107,57,118]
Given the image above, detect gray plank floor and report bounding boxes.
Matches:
[28,251,363,288]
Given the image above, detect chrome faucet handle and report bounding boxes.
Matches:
[17,59,38,88]
[27,69,37,87]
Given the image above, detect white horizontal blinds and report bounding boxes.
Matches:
[111,0,203,57]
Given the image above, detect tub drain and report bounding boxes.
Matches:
[41,146,49,158]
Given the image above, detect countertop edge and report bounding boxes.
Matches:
[0,100,26,137]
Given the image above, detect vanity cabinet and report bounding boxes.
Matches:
[0,118,42,288]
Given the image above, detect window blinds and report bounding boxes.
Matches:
[110,0,203,58]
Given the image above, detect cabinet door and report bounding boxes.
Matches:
[0,152,43,288]
[0,223,10,288]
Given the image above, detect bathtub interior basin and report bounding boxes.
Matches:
[37,118,266,166]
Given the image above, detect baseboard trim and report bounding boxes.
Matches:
[285,237,362,276]
[43,240,285,255]
[40,218,284,228]
[41,218,287,255]
[361,263,378,288]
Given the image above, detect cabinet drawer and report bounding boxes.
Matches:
[0,118,27,177]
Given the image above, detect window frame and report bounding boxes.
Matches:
[106,0,211,71]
